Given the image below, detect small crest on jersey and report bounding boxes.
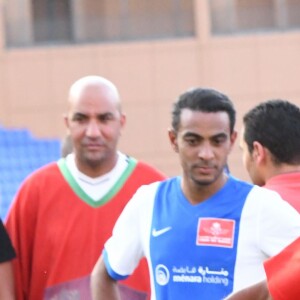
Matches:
[196,218,235,248]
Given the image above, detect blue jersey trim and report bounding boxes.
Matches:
[103,250,129,281]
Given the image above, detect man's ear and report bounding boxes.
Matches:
[229,130,238,152]
[230,130,238,144]
[120,113,126,128]
[63,113,71,133]
[168,129,179,153]
[252,141,266,164]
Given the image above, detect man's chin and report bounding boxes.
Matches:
[192,177,214,186]
[84,156,104,168]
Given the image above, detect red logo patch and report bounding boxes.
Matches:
[196,218,235,248]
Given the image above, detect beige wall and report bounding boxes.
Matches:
[0,0,300,181]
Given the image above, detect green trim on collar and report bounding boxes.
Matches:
[57,157,137,207]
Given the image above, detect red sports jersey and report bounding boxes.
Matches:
[264,172,300,213]
[6,157,165,300]
[263,172,300,300]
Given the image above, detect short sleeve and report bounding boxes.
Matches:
[103,183,158,280]
[257,188,300,257]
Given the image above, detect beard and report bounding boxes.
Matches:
[189,164,224,187]
[85,151,109,168]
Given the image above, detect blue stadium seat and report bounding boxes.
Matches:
[0,126,61,220]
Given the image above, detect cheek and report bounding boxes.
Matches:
[180,146,197,160]
[102,126,119,140]
[69,127,84,142]
[177,148,190,164]
[215,147,231,163]
[244,155,256,181]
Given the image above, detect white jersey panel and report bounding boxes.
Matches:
[233,185,300,292]
[104,182,158,276]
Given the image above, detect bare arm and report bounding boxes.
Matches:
[0,261,15,300]
[226,280,273,300]
[91,255,120,300]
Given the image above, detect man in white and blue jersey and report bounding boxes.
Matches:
[91,88,300,300]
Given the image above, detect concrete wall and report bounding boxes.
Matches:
[0,0,300,181]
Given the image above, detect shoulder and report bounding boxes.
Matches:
[245,185,300,219]
[130,157,166,179]
[118,181,162,220]
[133,180,162,198]
[6,161,62,222]
[229,175,254,189]
[244,184,287,209]
[27,161,59,179]
[17,161,60,190]
[225,175,283,201]
[127,180,165,207]
[248,185,284,202]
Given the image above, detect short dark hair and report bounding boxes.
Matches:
[243,99,300,165]
[171,88,236,133]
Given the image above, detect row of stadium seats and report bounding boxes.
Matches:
[0,126,61,220]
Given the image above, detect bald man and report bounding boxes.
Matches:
[6,76,165,300]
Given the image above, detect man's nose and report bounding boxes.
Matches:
[86,120,101,137]
[198,144,214,160]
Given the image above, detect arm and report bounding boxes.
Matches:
[91,255,120,300]
[0,261,15,300]
[226,280,272,300]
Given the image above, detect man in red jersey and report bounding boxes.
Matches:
[227,99,300,300]
[6,76,165,300]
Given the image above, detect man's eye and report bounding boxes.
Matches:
[73,115,86,122]
[100,114,114,122]
[186,138,197,145]
[213,137,226,145]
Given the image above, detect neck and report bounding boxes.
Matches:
[181,173,228,205]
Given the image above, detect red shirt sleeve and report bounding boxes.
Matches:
[264,237,300,300]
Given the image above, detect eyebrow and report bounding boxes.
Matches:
[72,112,86,119]
[183,132,200,137]
[212,132,228,139]
[183,132,228,139]
[73,111,114,118]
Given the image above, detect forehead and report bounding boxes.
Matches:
[69,85,120,115]
[179,109,231,136]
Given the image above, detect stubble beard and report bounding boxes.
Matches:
[190,166,223,187]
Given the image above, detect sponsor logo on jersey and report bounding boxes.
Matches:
[155,264,170,285]
[155,264,229,286]
[152,226,172,237]
[196,218,235,247]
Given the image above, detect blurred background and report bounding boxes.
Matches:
[1,0,300,218]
